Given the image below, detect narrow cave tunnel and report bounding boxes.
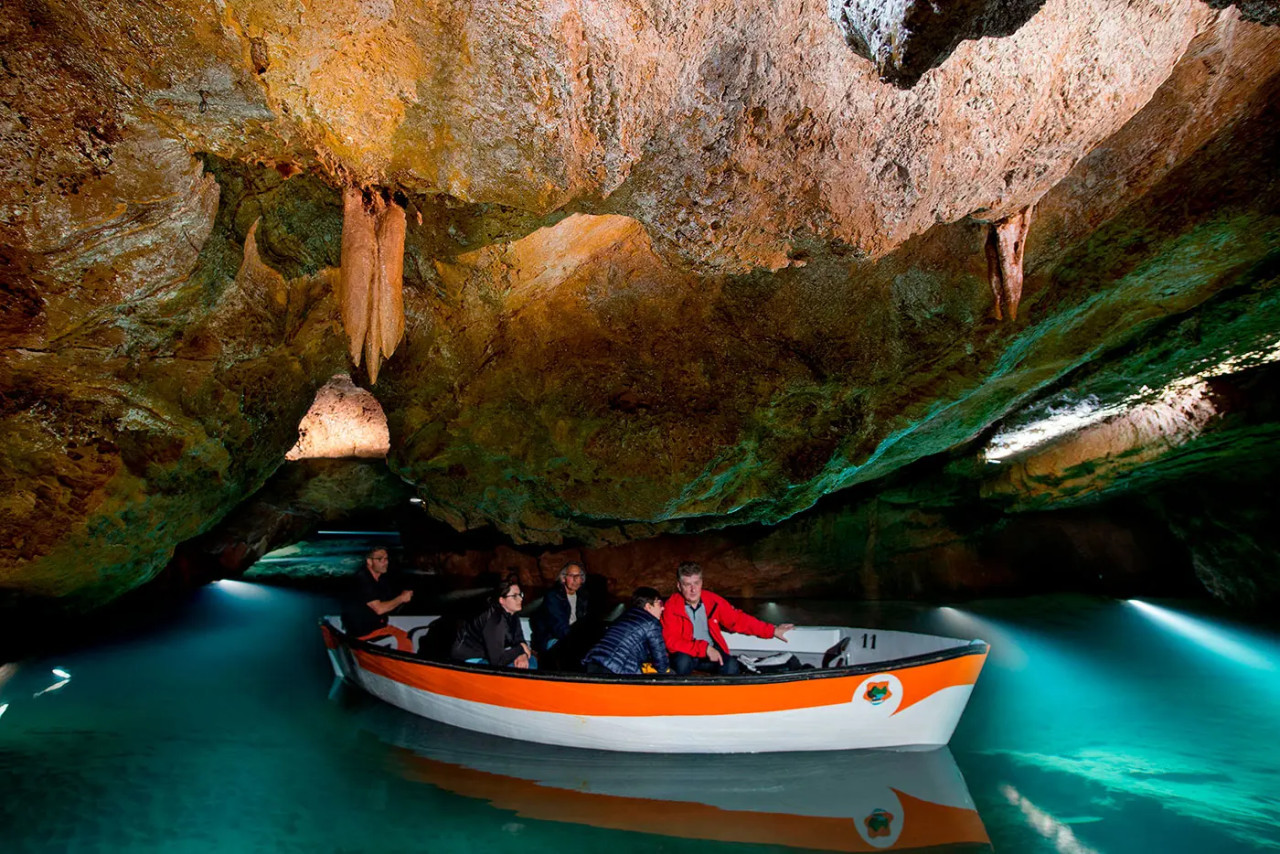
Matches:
[3,0,1280,851]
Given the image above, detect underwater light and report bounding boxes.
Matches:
[1001,784,1098,854]
[33,679,69,698]
[1127,600,1274,671]
[317,530,399,536]
[51,668,70,679]
[935,607,1023,668]
[409,497,423,504]
[213,579,272,600]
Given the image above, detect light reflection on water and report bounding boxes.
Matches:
[0,578,1277,853]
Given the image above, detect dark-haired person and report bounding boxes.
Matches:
[582,588,670,676]
[662,562,792,676]
[341,547,415,651]
[530,561,594,660]
[451,579,536,669]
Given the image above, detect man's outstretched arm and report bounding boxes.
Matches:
[366,589,412,615]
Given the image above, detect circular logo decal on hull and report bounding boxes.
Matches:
[855,673,903,714]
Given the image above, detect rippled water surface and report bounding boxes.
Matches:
[1,574,1277,853]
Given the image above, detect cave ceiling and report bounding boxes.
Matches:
[2,0,1280,608]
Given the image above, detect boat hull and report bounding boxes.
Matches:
[323,620,987,754]
[346,700,992,851]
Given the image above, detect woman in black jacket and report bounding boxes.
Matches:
[451,579,535,669]
[582,587,669,676]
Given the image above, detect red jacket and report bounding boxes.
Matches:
[662,590,775,658]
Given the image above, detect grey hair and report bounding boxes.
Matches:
[558,561,585,583]
[676,562,703,581]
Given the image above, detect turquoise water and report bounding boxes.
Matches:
[1,581,1277,853]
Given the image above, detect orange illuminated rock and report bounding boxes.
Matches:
[287,374,391,460]
[0,0,1246,271]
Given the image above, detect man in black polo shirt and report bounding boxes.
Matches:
[341,547,414,651]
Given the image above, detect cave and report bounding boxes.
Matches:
[2,0,1279,850]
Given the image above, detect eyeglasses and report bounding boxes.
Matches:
[504,591,524,599]
[565,573,585,579]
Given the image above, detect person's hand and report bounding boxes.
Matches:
[706,646,723,664]
[774,623,794,641]
[514,653,530,669]
[399,589,414,604]
[521,642,532,657]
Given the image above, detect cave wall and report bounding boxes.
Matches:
[0,159,348,610]
[377,20,1280,549]
[2,1,1280,614]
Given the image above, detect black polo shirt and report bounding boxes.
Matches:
[341,568,402,638]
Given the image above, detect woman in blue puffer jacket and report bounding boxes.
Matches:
[582,587,670,676]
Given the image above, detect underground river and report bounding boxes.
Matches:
[2,564,1277,853]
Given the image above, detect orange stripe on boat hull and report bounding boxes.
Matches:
[395,752,990,852]
[894,652,985,715]
[351,647,986,717]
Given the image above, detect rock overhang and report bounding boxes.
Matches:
[2,0,1280,610]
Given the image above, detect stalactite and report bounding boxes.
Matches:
[237,218,287,307]
[985,205,1033,321]
[338,186,406,384]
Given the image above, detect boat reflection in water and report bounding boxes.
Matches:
[346,697,992,852]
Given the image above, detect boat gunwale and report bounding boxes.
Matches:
[321,617,989,687]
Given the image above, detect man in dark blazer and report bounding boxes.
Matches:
[531,561,596,666]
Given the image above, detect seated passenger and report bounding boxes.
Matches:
[582,587,670,676]
[530,561,594,659]
[340,547,415,651]
[450,579,536,669]
[662,562,792,676]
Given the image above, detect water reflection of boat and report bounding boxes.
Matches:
[349,700,992,852]
[321,616,989,754]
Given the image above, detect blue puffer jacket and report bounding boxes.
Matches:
[581,606,669,675]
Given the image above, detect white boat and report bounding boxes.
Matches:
[344,697,993,852]
[321,615,988,754]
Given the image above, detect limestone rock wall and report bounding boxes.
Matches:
[3,0,1280,612]
[373,23,1280,550]
[0,159,348,610]
[2,0,1239,271]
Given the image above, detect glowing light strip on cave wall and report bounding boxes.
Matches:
[984,337,1280,463]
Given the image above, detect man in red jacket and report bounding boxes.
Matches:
[661,562,793,676]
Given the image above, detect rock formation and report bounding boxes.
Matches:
[338,188,407,383]
[827,0,1050,88]
[985,206,1033,321]
[2,0,1280,616]
[286,374,391,460]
